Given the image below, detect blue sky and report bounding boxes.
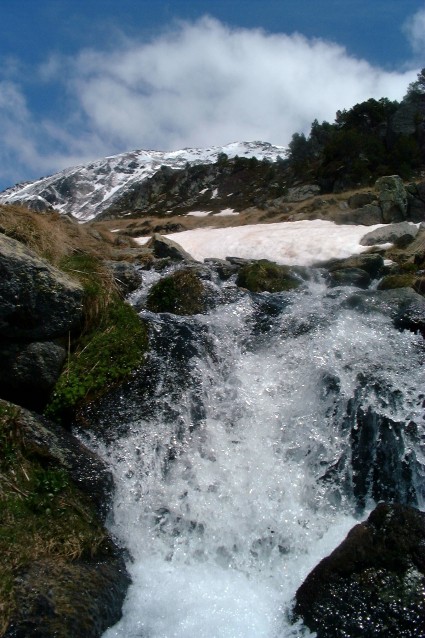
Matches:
[1,0,424,191]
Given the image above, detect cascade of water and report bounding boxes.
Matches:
[84,273,424,638]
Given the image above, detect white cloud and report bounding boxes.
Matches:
[403,4,425,56]
[0,16,420,188]
[67,17,416,152]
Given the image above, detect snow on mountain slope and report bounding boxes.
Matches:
[0,142,286,221]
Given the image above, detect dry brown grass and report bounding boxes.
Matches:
[0,204,127,266]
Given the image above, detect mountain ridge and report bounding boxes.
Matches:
[0,141,286,222]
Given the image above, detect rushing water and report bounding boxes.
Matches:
[84,268,424,638]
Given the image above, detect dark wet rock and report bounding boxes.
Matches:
[4,554,130,638]
[319,253,384,289]
[147,233,196,262]
[360,222,419,247]
[0,341,66,411]
[294,503,425,638]
[344,379,421,510]
[105,260,143,295]
[11,404,113,518]
[342,287,425,336]
[236,260,303,293]
[0,233,83,341]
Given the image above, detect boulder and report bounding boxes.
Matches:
[147,233,196,262]
[0,341,66,411]
[0,234,83,340]
[4,555,129,638]
[294,503,425,638]
[360,222,419,247]
[375,175,408,223]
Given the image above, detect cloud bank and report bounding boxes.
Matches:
[0,16,421,188]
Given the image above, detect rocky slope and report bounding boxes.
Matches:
[0,141,286,221]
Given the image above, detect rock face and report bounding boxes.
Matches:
[0,234,83,340]
[294,503,425,638]
[0,233,84,409]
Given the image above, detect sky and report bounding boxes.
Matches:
[1,1,425,192]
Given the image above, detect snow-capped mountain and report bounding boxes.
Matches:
[0,141,286,222]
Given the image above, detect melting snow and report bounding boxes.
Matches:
[135,220,385,266]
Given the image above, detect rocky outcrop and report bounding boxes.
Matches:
[331,177,425,226]
[0,233,84,410]
[294,503,425,638]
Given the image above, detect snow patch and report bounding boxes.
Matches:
[133,220,386,266]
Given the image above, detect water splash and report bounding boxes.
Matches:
[84,275,424,637]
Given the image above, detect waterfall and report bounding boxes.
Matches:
[83,269,424,638]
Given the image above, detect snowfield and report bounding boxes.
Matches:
[135,219,385,266]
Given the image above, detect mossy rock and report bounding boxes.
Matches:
[0,400,129,636]
[378,273,417,291]
[45,300,148,424]
[236,260,302,293]
[146,268,207,315]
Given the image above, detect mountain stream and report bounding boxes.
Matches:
[82,267,424,637]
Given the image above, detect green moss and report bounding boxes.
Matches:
[0,401,107,634]
[45,300,148,422]
[236,260,302,293]
[146,269,206,315]
[378,273,417,291]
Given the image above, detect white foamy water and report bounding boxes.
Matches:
[86,271,424,638]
